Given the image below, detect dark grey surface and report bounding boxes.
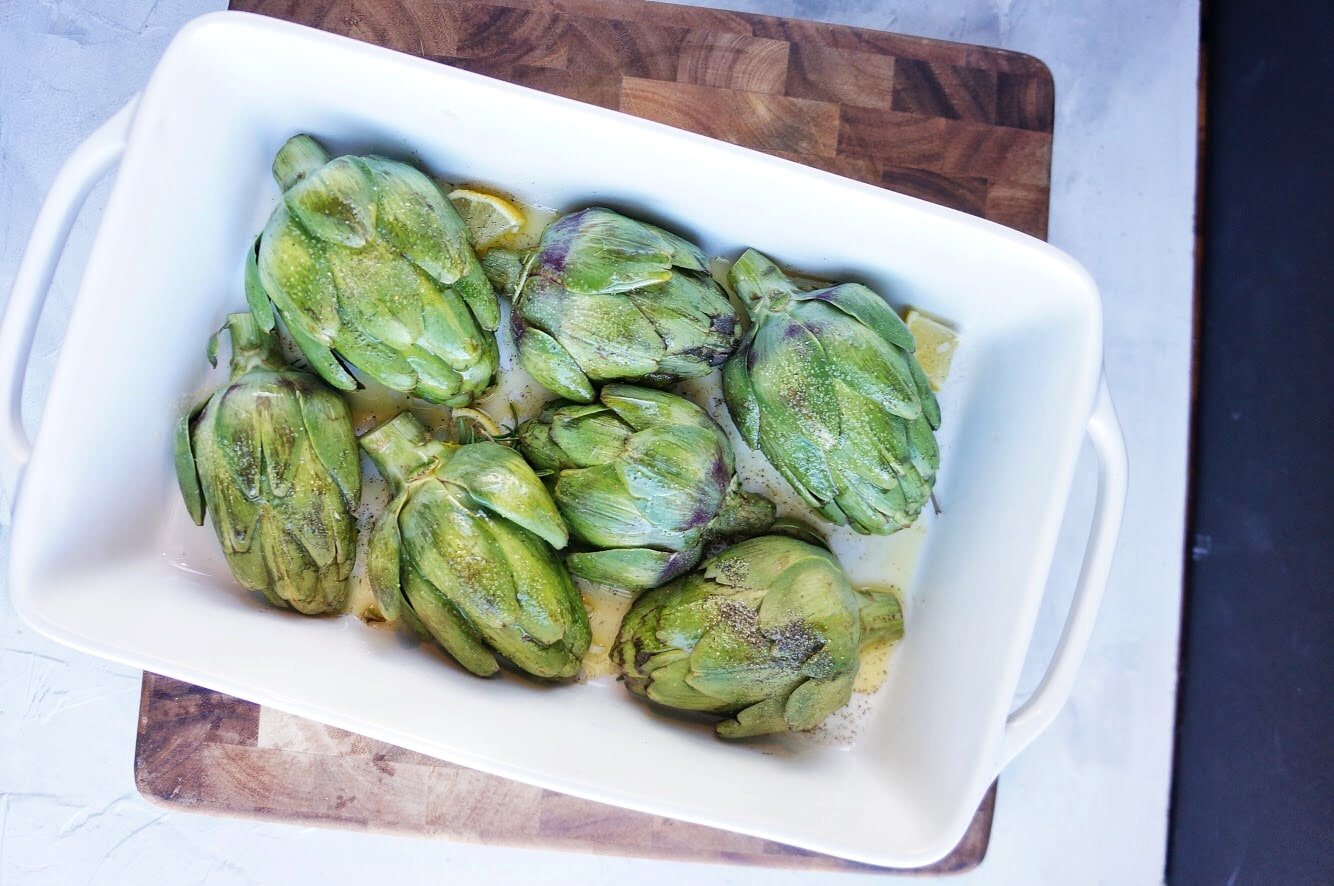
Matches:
[1171,1,1334,883]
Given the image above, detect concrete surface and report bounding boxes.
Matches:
[0,0,1199,882]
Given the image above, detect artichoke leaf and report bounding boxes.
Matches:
[402,564,500,676]
[641,220,710,273]
[566,546,700,591]
[554,465,678,550]
[283,155,376,248]
[618,424,725,531]
[401,349,464,406]
[757,406,839,504]
[485,519,571,647]
[281,454,349,569]
[450,262,501,333]
[326,240,423,351]
[257,515,320,613]
[908,356,942,430]
[686,624,802,706]
[401,487,525,631]
[600,383,716,435]
[782,671,855,732]
[799,282,916,352]
[652,580,724,650]
[627,275,733,365]
[443,443,569,549]
[906,414,941,479]
[805,301,921,420]
[558,209,678,294]
[212,387,264,501]
[644,658,730,712]
[515,325,595,403]
[549,404,632,467]
[749,318,841,446]
[756,560,856,638]
[415,279,490,366]
[535,292,664,380]
[174,395,210,526]
[258,207,342,338]
[327,318,417,393]
[716,694,788,739]
[721,352,762,449]
[298,386,361,510]
[833,470,914,534]
[244,238,276,333]
[359,156,471,287]
[705,536,833,590]
[368,493,409,621]
[515,417,573,473]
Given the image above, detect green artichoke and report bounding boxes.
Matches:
[723,250,941,535]
[361,412,590,679]
[510,207,741,402]
[517,384,775,591]
[246,135,500,406]
[175,312,360,614]
[612,533,903,738]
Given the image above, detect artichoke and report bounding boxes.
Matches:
[510,207,741,402]
[246,134,500,406]
[612,533,903,738]
[361,412,590,679]
[723,250,942,535]
[174,312,360,614]
[517,385,775,591]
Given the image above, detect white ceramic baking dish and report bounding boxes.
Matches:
[2,12,1126,867]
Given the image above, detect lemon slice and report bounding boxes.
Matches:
[448,188,524,251]
[906,310,959,390]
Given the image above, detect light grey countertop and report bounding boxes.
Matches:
[0,1,1198,882]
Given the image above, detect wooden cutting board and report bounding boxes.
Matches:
[137,0,1054,873]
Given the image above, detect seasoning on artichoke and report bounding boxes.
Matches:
[361,411,590,679]
[612,533,904,738]
[722,249,942,535]
[517,384,775,591]
[510,207,742,402]
[174,312,360,615]
[246,134,500,406]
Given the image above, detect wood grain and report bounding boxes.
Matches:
[231,0,1054,237]
[621,77,840,155]
[137,674,997,872]
[142,0,1057,870]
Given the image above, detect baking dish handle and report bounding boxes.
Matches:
[0,97,138,512]
[999,377,1128,768]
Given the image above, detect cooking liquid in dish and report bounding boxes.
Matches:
[191,190,957,746]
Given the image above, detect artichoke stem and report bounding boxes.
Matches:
[728,248,801,309]
[855,588,905,645]
[360,412,445,489]
[225,312,286,376]
[272,134,332,191]
[708,485,776,539]
[479,248,526,296]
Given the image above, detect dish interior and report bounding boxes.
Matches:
[10,13,1101,866]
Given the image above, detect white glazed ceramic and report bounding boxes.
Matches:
[1,12,1127,867]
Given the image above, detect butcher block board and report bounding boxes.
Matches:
[136,0,1054,872]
